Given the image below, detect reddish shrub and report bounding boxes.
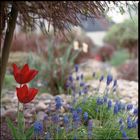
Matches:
[97,44,115,62]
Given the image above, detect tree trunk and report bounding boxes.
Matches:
[1,3,18,91]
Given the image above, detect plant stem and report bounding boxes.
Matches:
[17,101,20,128]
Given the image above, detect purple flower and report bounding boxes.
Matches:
[83,112,88,121]
[133,108,138,116]
[119,118,123,125]
[132,121,137,128]
[77,107,82,114]
[108,100,112,109]
[113,79,117,87]
[69,75,73,82]
[79,91,82,96]
[127,116,131,123]
[80,82,85,87]
[55,96,62,110]
[96,97,103,105]
[75,64,79,72]
[81,74,84,80]
[120,125,124,131]
[127,104,133,111]
[76,76,79,81]
[69,105,74,113]
[114,104,119,115]
[66,81,70,88]
[127,121,132,129]
[72,111,80,122]
[103,96,108,103]
[43,115,48,121]
[34,121,43,135]
[99,75,104,82]
[88,120,93,139]
[106,74,113,86]
[118,102,122,111]
[51,115,59,123]
[88,120,93,129]
[83,86,88,94]
[122,131,129,140]
[63,115,69,125]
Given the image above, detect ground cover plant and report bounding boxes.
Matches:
[6,63,138,140]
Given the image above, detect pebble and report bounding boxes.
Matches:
[37,111,47,121]
[36,102,47,111]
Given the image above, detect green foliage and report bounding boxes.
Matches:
[3,74,15,89]
[104,17,138,48]
[74,94,138,140]
[6,112,34,140]
[44,41,81,95]
[27,53,47,90]
[109,49,129,67]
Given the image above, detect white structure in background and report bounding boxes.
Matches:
[86,32,106,47]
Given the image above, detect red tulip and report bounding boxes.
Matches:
[13,63,38,84]
[16,84,38,103]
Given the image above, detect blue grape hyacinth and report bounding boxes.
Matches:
[75,64,79,72]
[34,121,43,136]
[88,120,93,139]
[133,108,138,116]
[127,104,133,111]
[83,112,88,121]
[99,75,104,82]
[108,100,112,109]
[114,103,119,115]
[106,74,113,86]
[63,115,69,125]
[55,96,62,110]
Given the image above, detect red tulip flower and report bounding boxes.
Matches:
[16,84,38,103]
[13,64,38,84]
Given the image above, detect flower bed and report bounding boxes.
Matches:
[3,64,138,140]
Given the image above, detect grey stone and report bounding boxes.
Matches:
[37,111,47,121]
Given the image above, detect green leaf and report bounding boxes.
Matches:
[6,117,19,139]
[25,126,34,139]
[18,112,25,135]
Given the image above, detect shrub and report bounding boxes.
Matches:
[109,49,129,67]
[44,41,81,95]
[97,43,115,62]
[104,17,138,58]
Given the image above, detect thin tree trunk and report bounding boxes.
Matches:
[1,3,18,91]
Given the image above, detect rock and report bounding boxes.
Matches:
[60,107,65,113]
[38,93,53,100]
[1,97,12,104]
[4,109,17,121]
[24,113,32,118]
[37,111,47,121]
[44,99,51,105]
[0,108,6,117]
[36,102,47,111]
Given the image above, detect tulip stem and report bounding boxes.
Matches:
[17,101,20,128]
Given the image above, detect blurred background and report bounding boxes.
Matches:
[2,2,138,96]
